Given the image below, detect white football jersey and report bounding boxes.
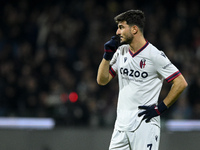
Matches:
[109,41,181,131]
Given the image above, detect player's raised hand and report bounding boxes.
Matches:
[103,35,120,60]
[138,102,168,122]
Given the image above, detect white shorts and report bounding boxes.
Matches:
[109,121,160,150]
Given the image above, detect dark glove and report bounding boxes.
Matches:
[103,36,120,60]
[138,102,167,123]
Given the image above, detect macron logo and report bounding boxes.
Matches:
[124,57,127,63]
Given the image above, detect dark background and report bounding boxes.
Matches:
[0,0,199,127]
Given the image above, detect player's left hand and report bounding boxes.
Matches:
[138,102,167,122]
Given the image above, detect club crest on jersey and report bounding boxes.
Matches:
[124,57,127,63]
[140,59,146,69]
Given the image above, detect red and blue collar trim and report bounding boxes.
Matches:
[129,41,149,58]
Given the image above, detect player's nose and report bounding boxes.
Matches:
[116,28,121,35]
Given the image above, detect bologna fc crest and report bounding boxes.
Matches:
[140,59,146,69]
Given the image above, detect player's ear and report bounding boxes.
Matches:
[131,25,138,35]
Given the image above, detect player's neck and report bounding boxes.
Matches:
[129,36,146,54]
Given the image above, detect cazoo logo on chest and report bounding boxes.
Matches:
[120,67,148,78]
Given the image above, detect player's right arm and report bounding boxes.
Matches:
[97,59,113,85]
[97,36,120,85]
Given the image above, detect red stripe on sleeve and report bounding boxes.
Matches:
[109,67,116,78]
[166,71,181,83]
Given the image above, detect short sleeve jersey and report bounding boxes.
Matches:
[109,41,181,131]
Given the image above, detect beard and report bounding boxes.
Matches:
[121,33,133,45]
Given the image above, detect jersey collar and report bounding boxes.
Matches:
[129,41,149,58]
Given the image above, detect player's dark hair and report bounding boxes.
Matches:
[114,10,145,33]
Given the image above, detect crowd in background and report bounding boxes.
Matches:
[0,0,200,127]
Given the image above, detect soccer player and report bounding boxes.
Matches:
[97,10,188,150]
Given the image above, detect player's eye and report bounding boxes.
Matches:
[118,25,124,29]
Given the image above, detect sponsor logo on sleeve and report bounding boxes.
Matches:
[162,62,172,69]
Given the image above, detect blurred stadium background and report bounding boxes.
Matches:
[0,0,200,149]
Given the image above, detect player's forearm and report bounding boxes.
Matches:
[163,75,188,107]
[97,58,111,85]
